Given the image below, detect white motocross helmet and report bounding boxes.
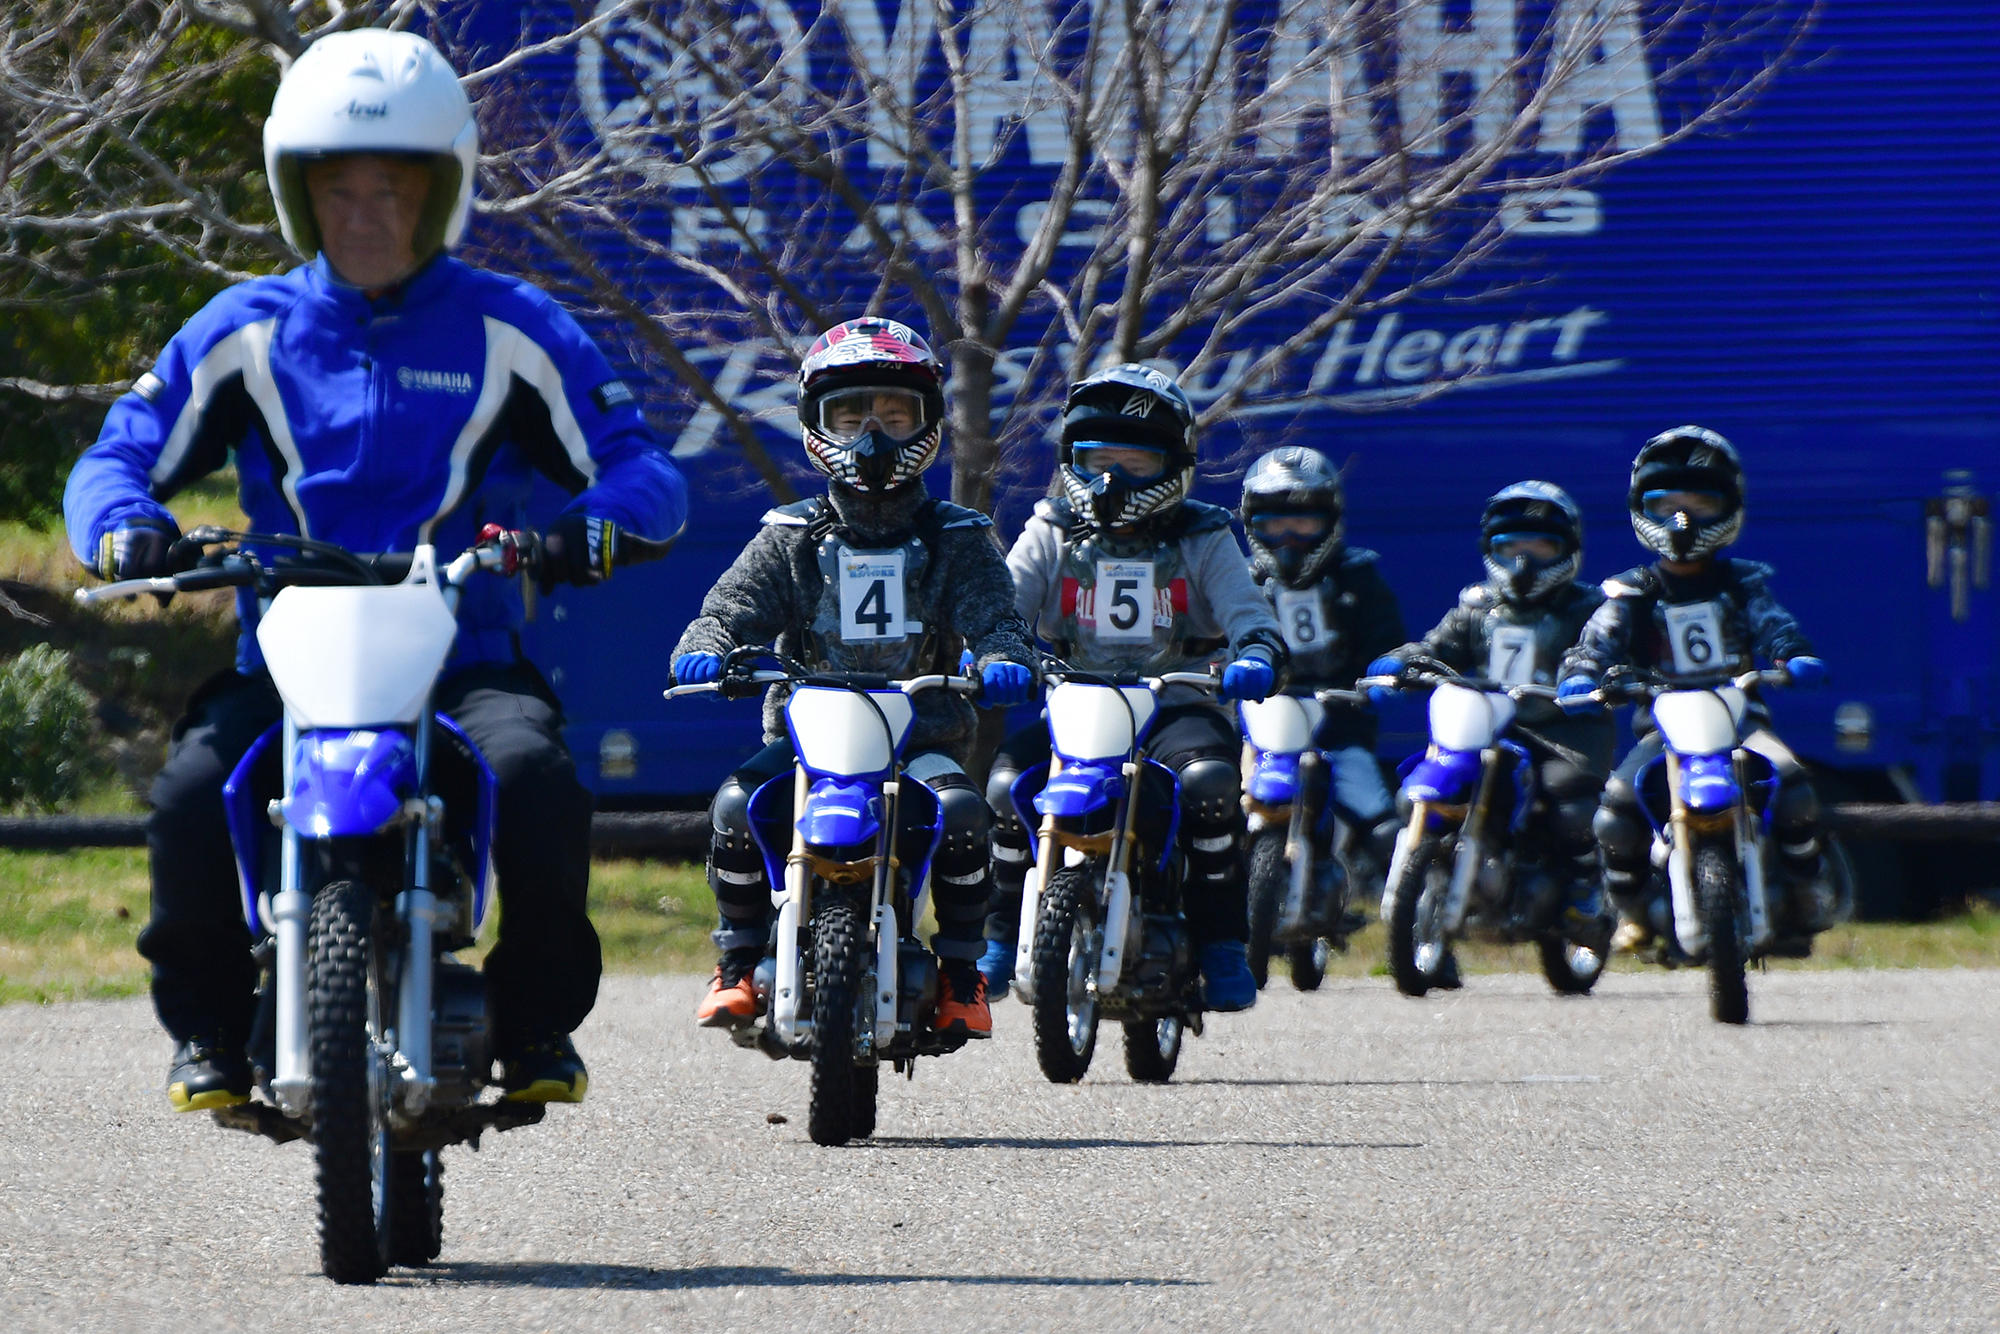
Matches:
[263,29,477,261]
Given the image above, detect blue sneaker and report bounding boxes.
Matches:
[1200,941,1258,1013]
[978,939,1015,1002]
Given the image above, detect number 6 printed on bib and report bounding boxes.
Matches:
[1663,600,1725,675]
[1094,561,1155,642]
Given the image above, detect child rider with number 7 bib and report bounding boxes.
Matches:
[1555,427,1833,957]
[669,318,1039,1038]
[979,363,1289,1014]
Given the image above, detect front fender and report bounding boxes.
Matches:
[1677,752,1740,815]
[1400,747,1481,804]
[1246,749,1302,806]
[798,777,883,849]
[1035,761,1125,818]
[281,730,417,838]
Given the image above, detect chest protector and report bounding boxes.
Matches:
[1049,529,1208,676]
[1611,566,1758,685]
[1469,600,1578,689]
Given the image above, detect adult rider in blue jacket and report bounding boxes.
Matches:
[64,30,687,1111]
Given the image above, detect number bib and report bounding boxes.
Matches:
[838,549,913,642]
[1486,624,1537,686]
[1093,561,1156,642]
[1663,600,1725,675]
[1274,587,1332,654]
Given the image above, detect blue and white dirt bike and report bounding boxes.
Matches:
[1364,655,1615,1000]
[79,524,543,1284]
[1237,688,1375,992]
[665,650,982,1145]
[1011,668,1221,1085]
[1589,666,1852,1025]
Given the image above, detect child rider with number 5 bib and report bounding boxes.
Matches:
[1555,427,1834,956]
[980,364,1289,1014]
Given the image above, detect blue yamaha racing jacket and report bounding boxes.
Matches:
[64,254,688,671]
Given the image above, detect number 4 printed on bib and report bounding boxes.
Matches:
[1094,561,1155,642]
[1663,600,1724,675]
[840,550,909,642]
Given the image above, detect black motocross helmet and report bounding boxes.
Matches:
[1628,426,1745,561]
[1481,480,1583,604]
[1239,446,1346,587]
[1057,362,1196,528]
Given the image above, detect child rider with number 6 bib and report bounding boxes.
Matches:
[1555,427,1834,956]
[980,363,1290,1014]
[669,318,1038,1039]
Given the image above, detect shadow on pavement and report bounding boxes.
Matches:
[855,1135,1422,1150]
[417,1262,1201,1291]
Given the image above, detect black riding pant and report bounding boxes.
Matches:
[986,701,1247,949]
[706,739,993,962]
[138,663,599,1056]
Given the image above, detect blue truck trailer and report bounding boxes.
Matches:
[456,2,1996,911]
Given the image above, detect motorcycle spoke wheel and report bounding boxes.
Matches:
[1031,866,1099,1083]
[1123,1016,1182,1083]
[1697,843,1750,1024]
[309,878,394,1284]
[1386,835,1441,998]
[807,897,865,1146]
[1246,831,1285,990]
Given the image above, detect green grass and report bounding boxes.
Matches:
[0,849,717,1005]
[4,847,1997,1007]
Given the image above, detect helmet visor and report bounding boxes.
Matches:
[1249,512,1331,545]
[1071,443,1169,483]
[815,385,930,444]
[1641,489,1729,522]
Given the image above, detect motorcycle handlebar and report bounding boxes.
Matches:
[663,670,981,702]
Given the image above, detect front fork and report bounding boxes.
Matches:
[1662,749,1772,956]
[1014,755,1141,1002]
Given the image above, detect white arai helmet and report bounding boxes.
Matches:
[262,29,477,261]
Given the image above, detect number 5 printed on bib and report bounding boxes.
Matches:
[1094,560,1155,642]
[1663,600,1724,675]
[840,550,909,642]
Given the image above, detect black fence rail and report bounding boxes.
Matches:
[3,804,1996,859]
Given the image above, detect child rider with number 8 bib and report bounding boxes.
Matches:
[669,318,1039,1038]
[980,363,1289,1014]
[1240,447,1408,910]
[1555,427,1834,957]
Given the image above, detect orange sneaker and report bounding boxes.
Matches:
[933,961,992,1039]
[696,959,760,1028]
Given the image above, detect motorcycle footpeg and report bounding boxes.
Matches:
[211,1100,307,1146]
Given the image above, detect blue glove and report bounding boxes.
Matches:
[673,652,723,686]
[1364,654,1405,706]
[1783,656,1827,688]
[979,661,1035,708]
[1556,676,1602,715]
[1219,655,1275,702]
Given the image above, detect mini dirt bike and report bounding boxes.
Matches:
[1363,655,1615,1000]
[1590,666,1850,1025]
[1238,688,1375,992]
[79,525,546,1284]
[1010,668,1221,1085]
[665,650,981,1145]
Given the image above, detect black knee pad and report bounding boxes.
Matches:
[934,779,994,869]
[986,765,1024,836]
[1593,784,1646,872]
[1178,757,1241,833]
[1771,777,1820,841]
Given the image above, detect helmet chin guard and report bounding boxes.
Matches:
[1627,426,1746,562]
[1240,446,1345,586]
[1480,480,1583,604]
[798,318,945,493]
[1057,363,1196,529]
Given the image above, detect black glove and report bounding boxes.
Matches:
[94,517,182,581]
[537,514,620,593]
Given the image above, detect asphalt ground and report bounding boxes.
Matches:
[2,967,1995,1333]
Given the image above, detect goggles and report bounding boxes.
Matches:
[1641,489,1730,522]
[1249,512,1331,543]
[815,386,929,444]
[1487,532,1564,564]
[1071,443,1169,483]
